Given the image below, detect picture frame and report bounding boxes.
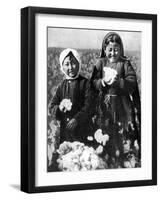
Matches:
[21,6,157,193]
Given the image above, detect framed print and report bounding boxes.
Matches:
[21,6,157,193]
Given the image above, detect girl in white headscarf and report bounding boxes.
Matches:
[49,48,92,144]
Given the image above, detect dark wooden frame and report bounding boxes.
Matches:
[21,6,157,193]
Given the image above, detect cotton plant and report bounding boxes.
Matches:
[57,141,73,155]
[86,129,110,161]
[88,121,140,169]
[57,141,107,171]
[123,153,138,168]
[123,139,131,154]
[90,129,109,146]
[134,139,139,151]
[49,119,141,169]
[121,130,140,168]
[121,138,140,168]
[47,120,60,166]
[95,145,104,155]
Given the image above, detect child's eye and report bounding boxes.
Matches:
[64,63,69,66]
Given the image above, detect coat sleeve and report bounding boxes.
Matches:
[48,84,62,120]
[73,80,92,124]
[90,59,106,91]
[113,60,137,94]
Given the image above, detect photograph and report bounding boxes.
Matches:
[21,6,157,193]
[47,28,141,172]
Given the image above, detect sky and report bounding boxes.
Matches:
[48,27,141,52]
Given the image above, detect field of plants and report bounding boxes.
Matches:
[47,47,141,172]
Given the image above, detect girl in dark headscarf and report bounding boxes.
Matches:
[90,32,141,164]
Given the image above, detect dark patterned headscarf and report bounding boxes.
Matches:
[100,32,126,60]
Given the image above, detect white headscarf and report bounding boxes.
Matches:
[59,48,81,79]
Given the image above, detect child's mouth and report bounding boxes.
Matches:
[69,71,75,77]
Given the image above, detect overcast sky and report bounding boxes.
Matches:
[48,27,141,52]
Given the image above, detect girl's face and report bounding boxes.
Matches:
[62,54,79,78]
[104,42,121,63]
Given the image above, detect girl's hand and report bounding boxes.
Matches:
[103,76,114,85]
[112,74,119,84]
[59,104,67,112]
[103,74,112,84]
[66,118,78,130]
[104,74,119,85]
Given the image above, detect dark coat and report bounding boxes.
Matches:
[89,32,141,158]
[90,57,141,131]
[49,75,92,143]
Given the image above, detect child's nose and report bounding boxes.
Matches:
[111,50,115,56]
[68,64,72,70]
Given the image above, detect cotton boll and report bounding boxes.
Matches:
[59,101,64,111]
[96,145,104,155]
[102,134,109,146]
[73,164,80,171]
[59,99,72,112]
[61,153,73,168]
[63,99,72,111]
[94,129,109,146]
[85,162,92,170]
[129,154,136,168]
[50,143,56,153]
[104,153,109,161]
[87,136,94,141]
[115,150,120,157]
[73,154,81,162]
[65,100,72,111]
[90,154,99,169]
[98,157,108,169]
[94,129,103,143]
[124,154,137,168]
[118,127,124,134]
[123,139,131,153]
[134,140,139,151]
[49,120,58,135]
[81,159,91,170]
[92,115,97,123]
[103,68,117,85]
[57,141,72,155]
[88,147,95,154]
[57,158,63,170]
[62,152,79,171]
[48,145,53,166]
[81,167,88,171]
[57,141,107,171]
[124,161,132,168]
[128,121,135,131]
[80,149,90,163]
[71,141,84,152]
[74,149,83,156]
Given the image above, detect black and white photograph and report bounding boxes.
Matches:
[20,7,157,193]
[0,0,160,198]
[47,28,141,172]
